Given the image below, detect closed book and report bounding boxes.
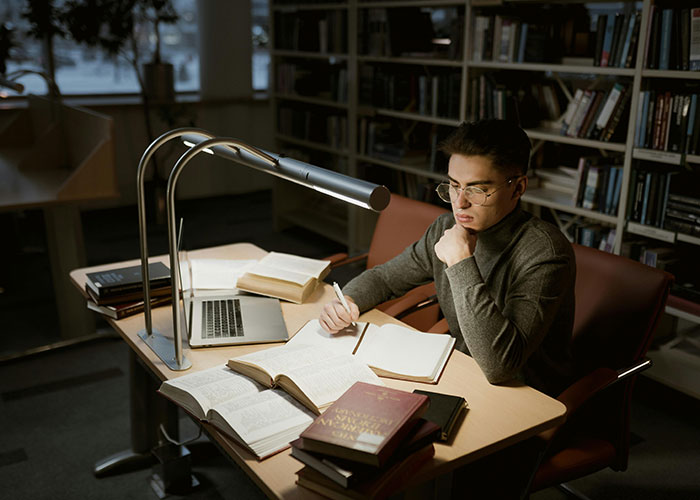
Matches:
[85,262,170,299]
[609,13,627,67]
[647,7,661,69]
[594,14,607,66]
[295,443,435,500]
[85,280,172,306]
[290,419,440,488]
[412,390,468,442]
[86,294,171,320]
[659,9,673,70]
[600,14,616,67]
[624,12,642,68]
[691,9,700,70]
[297,382,429,467]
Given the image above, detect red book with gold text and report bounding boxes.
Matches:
[297,382,429,467]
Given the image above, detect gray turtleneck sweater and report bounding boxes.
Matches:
[343,205,575,396]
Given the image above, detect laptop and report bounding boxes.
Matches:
[176,221,289,348]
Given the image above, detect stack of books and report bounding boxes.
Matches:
[291,382,444,499]
[85,262,172,320]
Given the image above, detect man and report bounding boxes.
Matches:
[320,119,575,396]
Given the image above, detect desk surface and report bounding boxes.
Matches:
[70,243,566,499]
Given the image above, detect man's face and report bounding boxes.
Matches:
[447,154,526,233]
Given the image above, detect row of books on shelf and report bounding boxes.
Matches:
[634,91,700,154]
[359,65,461,120]
[359,7,463,60]
[274,10,347,54]
[561,83,630,142]
[663,193,700,238]
[644,6,700,71]
[622,240,677,271]
[593,11,641,68]
[276,63,348,103]
[574,157,623,215]
[278,107,348,149]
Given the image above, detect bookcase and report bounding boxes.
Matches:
[270,0,700,396]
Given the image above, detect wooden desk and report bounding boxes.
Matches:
[70,243,566,499]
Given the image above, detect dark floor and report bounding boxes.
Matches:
[1,192,699,499]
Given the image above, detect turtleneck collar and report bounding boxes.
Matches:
[473,202,531,278]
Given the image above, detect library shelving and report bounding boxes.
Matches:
[271,0,700,396]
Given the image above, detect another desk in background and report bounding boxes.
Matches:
[70,242,566,499]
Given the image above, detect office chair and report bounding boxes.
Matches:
[528,243,673,496]
[325,194,449,331]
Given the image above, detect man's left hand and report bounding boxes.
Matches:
[434,224,477,267]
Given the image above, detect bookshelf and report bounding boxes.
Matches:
[270,0,700,395]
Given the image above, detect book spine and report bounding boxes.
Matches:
[659,9,673,70]
[686,94,698,154]
[691,9,700,70]
[635,90,647,147]
[643,6,656,68]
[594,14,607,66]
[600,14,616,67]
[593,83,622,139]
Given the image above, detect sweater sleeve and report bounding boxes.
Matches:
[342,216,445,312]
[444,246,574,385]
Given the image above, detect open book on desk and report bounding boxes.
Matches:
[227,343,384,414]
[157,365,316,460]
[235,252,331,304]
[286,320,455,384]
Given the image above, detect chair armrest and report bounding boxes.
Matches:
[427,317,449,334]
[324,252,369,269]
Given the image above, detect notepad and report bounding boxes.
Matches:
[287,320,455,383]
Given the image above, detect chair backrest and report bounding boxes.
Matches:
[366,194,448,269]
[571,244,673,376]
[569,244,673,470]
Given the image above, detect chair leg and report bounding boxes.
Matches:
[557,483,594,500]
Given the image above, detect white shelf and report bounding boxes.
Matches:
[642,69,700,80]
[272,50,348,61]
[524,127,627,152]
[468,60,636,76]
[273,3,348,12]
[358,55,464,67]
[357,154,446,181]
[677,233,700,246]
[522,188,619,224]
[373,108,461,126]
[360,0,466,7]
[275,134,349,156]
[275,93,348,109]
[633,148,683,165]
[626,221,676,243]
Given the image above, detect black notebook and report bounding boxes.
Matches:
[412,389,468,442]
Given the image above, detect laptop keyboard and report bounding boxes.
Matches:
[202,299,244,339]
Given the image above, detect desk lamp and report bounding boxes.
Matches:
[138,130,390,370]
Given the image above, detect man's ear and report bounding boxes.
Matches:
[512,175,528,199]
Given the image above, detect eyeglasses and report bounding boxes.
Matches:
[435,176,521,206]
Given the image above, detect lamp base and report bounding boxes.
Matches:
[138,329,192,371]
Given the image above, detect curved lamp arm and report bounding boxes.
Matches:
[136,127,215,337]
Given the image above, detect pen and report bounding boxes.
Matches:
[333,281,356,327]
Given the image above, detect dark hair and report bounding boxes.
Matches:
[438,119,531,176]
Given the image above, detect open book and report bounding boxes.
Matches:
[157,365,315,460]
[286,320,455,383]
[227,343,384,414]
[235,252,331,304]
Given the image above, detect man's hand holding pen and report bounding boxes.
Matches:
[320,283,360,333]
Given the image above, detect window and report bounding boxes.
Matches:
[0,0,270,97]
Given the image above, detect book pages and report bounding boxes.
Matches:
[355,324,455,382]
[247,263,313,286]
[260,252,330,279]
[287,319,367,355]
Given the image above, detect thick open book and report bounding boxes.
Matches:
[286,320,455,383]
[227,343,384,414]
[235,252,331,304]
[157,365,315,460]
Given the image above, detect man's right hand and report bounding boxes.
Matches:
[319,295,360,333]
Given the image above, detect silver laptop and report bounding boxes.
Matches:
[176,220,289,348]
[185,292,288,348]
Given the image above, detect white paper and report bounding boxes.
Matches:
[180,258,256,291]
[286,319,367,355]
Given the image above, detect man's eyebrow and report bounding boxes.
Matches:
[447,175,495,186]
